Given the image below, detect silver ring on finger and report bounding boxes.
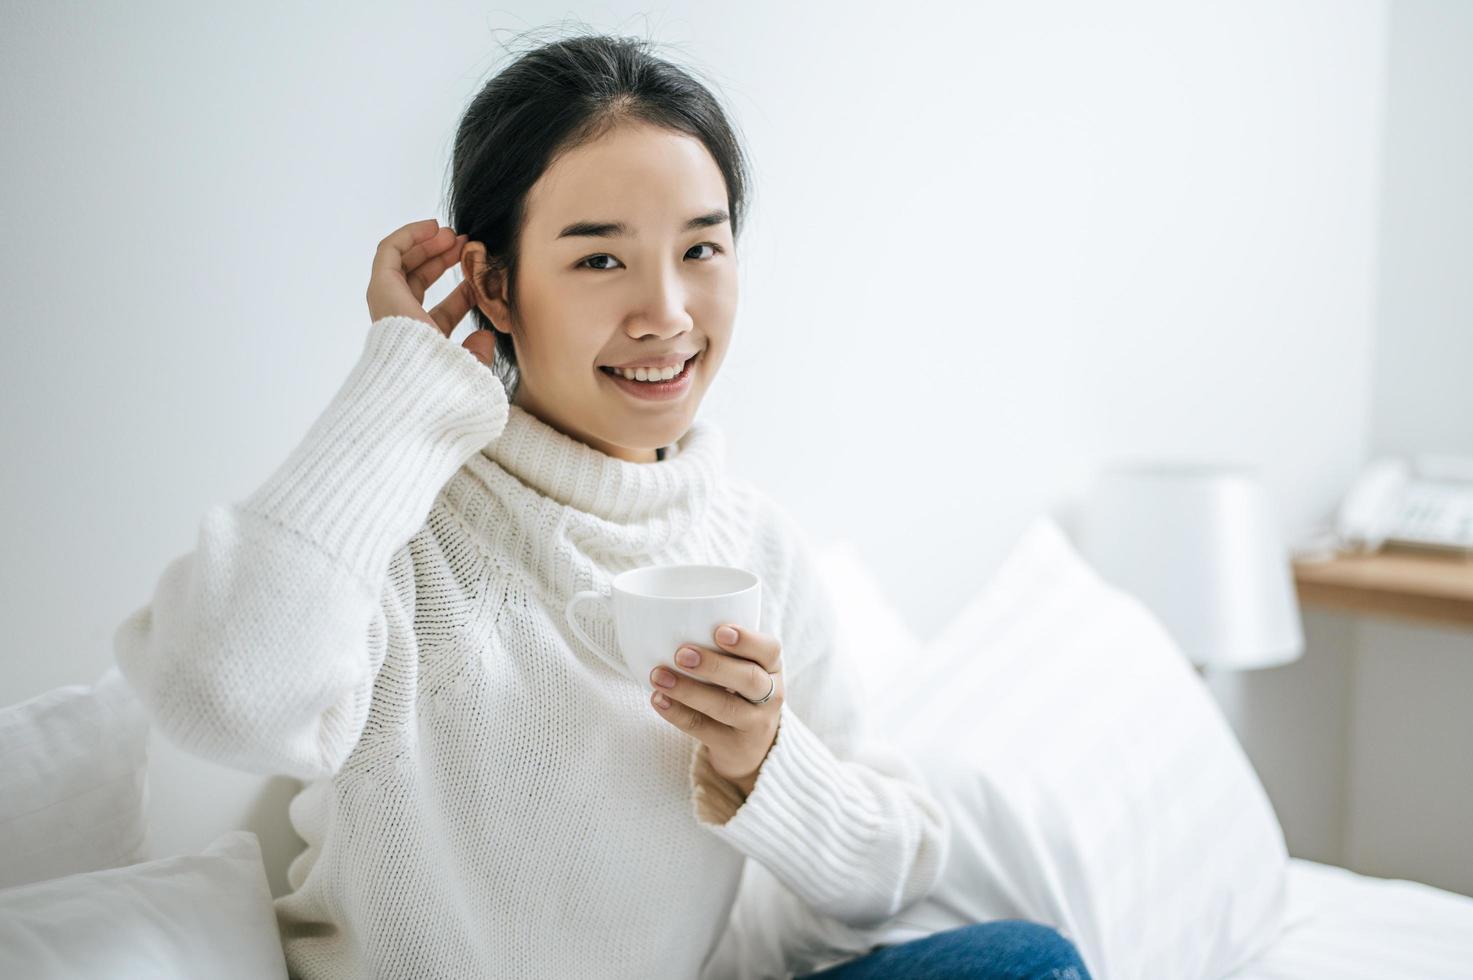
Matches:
[743,671,777,705]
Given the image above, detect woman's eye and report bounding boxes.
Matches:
[576,243,724,271]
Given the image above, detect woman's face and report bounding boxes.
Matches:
[462,120,739,463]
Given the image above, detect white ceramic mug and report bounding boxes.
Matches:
[565,564,762,689]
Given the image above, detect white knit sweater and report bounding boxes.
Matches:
[113,315,951,980]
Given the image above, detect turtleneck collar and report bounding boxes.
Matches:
[477,402,727,524]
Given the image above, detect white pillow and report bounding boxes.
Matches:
[815,537,923,705]
[0,829,289,980]
[706,516,1289,980]
[0,665,151,888]
[875,515,1290,979]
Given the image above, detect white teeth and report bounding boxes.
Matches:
[609,357,690,382]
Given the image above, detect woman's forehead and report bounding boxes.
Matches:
[524,127,728,239]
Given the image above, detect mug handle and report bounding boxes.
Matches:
[565,590,625,675]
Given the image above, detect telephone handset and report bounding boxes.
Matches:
[1336,454,1473,557]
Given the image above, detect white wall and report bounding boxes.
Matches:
[1369,0,1473,459]
[1,0,1400,899]
[1344,0,1473,897]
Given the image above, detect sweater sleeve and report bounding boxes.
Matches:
[687,505,951,931]
[112,316,508,781]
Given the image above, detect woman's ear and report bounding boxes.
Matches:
[460,242,514,337]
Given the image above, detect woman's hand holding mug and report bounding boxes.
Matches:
[366,218,497,370]
[564,565,780,798]
[649,623,784,797]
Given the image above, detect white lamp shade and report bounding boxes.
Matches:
[1077,461,1305,670]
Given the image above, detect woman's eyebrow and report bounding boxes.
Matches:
[555,209,729,241]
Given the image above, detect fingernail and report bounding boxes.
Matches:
[677,648,700,667]
[717,626,738,645]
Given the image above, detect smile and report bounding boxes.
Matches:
[598,351,700,402]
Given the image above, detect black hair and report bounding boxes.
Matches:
[444,27,754,399]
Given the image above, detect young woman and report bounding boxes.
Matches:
[114,32,1090,980]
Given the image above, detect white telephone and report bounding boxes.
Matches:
[1336,454,1473,556]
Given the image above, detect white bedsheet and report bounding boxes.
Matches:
[1223,858,1473,980]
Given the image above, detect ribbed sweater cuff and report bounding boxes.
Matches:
[690,702,892,897]
[240,315,508,587]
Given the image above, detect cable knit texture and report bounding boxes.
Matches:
[112,315,950,980]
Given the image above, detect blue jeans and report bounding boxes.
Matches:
[793,920,1092,980]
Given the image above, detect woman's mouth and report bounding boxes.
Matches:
[598,351,701,402]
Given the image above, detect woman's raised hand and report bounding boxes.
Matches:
[366,218,498,370]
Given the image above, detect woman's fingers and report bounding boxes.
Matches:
[460,322,498,370]
[426,278,494,371]
[428,278,476,340]
[366,220,493,365]
[395,222,453,271]
[372,219,442,285]
[407,234,468,298]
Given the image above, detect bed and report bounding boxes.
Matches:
[4,515,1471,979]
[1223,858,1473,979]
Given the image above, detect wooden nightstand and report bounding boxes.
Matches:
[1292,546,1473,629]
